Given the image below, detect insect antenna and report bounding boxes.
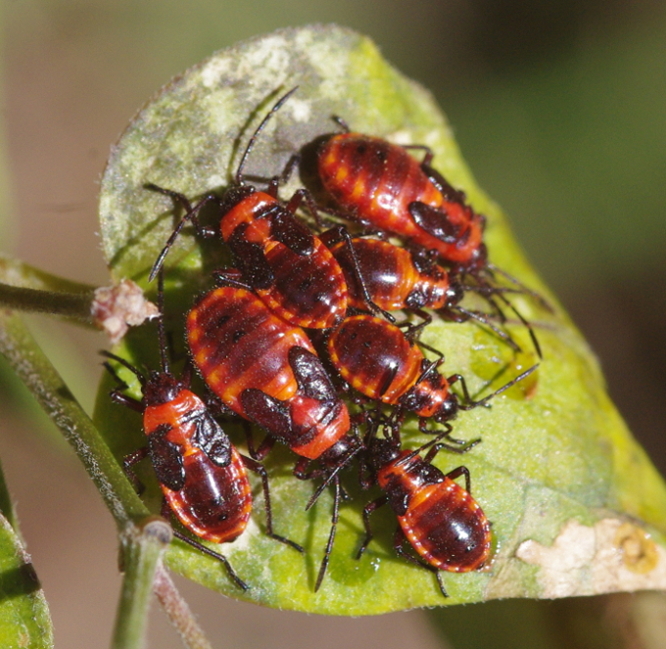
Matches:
[458,363,539,411]
[100,350,146,386]
[305,442,363,511]
[486,262,554,313]
[235,86,299,185]
[447,304,522,353]
[457,274,543,359]
[155,268,171,375]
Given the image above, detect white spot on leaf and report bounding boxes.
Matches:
[516,518,666,598]
[201,57,233,88]
[287,98,311,123]
[390,130,413,146]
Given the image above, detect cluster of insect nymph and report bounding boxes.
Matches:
[103,87,550,598]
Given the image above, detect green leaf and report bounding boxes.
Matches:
[0,461,53,648]
[95,24,666,614]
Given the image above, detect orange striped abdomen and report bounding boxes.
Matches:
[328,238,453,311]
[378,452,491,572]
[327,314,422,403]
[162,445,252,544]
[319,134,441,233]
[187,287,316,414]
[258,237,348,329]
[222,191,349,329]
[399,479,490,572]
[318,133,484,266]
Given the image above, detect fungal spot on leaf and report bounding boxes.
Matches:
[516,518,666,598]
[615,522,659,575]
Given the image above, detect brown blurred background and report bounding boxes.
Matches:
[1,1,665,647]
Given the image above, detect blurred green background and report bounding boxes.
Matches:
[1,1,665,648]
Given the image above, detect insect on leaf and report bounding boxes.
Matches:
[95,24,666,614]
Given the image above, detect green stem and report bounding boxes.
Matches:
[0,282,95,322]
[153,566,214,649]
[0,255,99,328]
[0,288,205,647]
[0,309,148,528]
[111,517,172,649]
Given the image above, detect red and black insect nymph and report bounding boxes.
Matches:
[186,283,361,590]
[147,88,385,330]
[357,423,491,596]
[327,313,538,433]
[321,234,524,353]
[312,123,550,355]
[102,279,301,590]
[316,128,486,270]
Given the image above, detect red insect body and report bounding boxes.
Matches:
[358,433,491,595]
[315,129,549,359]
[323,235,530,356]
[186,284,360,591]
[102,268,305,591]
[317,133,486,268]
[103,355,256,590]
[149,89,350,330]
[375,449,490,572]
[219,187,349,329]
[142,382,252,544]
[325,236,459,312]
[327,314,457,423]
[187,285,351,459]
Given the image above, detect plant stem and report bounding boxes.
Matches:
[0,282,95,322]
[0,296,207,648]
[153,566,214,649]
[111,517,172,649]
[0,309,148,527]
